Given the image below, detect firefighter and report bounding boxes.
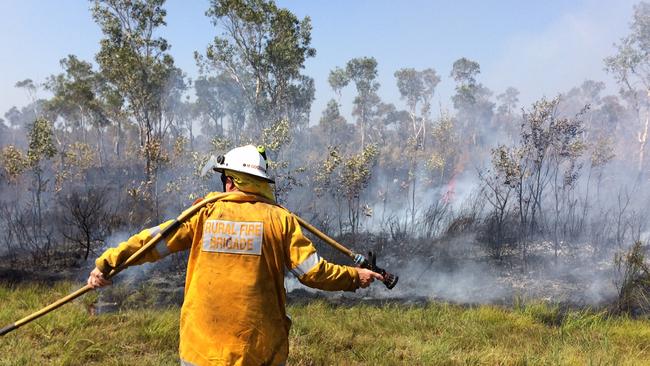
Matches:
[87,144,384,366]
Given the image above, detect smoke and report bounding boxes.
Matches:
[2,1,650,311]
[285,243,619,306]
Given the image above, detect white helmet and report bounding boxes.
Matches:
[201,145,274,183]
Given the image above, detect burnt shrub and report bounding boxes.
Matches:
[614,241,650,316]
[476,211,522,259]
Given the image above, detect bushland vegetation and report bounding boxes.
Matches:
[1,0,650,310]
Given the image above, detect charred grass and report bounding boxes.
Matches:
[1,283,650,365]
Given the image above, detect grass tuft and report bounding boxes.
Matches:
[1,283,650,365]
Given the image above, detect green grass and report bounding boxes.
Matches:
[1,283,650,365]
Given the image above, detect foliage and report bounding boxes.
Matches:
[92,0,181,183]
[54,142,97,191]
[450,57,495,146]
[614,241,650,315]
[327,66,349,100]
[340,144,379,234]
[317,99,349,147]
[45,55,108,134]
[482,97,588,259]
[346,57,382,147]
[27,117,57,168]
[0,145,28,183]
[198,0,316,136]
[605,1,650,174]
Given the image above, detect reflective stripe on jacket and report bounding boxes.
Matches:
[96,191,360,366]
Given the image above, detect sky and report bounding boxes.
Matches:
[0,0,640,126]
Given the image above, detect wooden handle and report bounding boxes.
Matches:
[0,194,226,337]
[294,215,355,258]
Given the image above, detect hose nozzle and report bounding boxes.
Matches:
[354,252,399,289]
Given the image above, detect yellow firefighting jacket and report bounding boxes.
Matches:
[96,191,360,366]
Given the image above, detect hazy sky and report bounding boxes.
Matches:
[0,0,640,125]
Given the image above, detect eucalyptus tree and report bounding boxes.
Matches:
[92,0,181,188]
[450,57,494,145]
[313,144,379,236]
[45,55,109,165]
[161,67,189,146]
[0,119,7,146]
[328,66,349,103]
[318,99,350,148]
[26,117,58,265]
[605,2,650,176]
[346,57,382,148]
[4,107,23,144]
[491,98,587,260]
[197,0,316,139]
[194,75,225,137]
[495,87,521,143]
[394,68,440,146]
[195,72,248,143]
[394,67,440,231]
[15,79,39,116]
[341,144,379,236]
[3,102,44,140]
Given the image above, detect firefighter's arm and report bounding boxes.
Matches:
[285,215,367,291]
[94,217,196,275]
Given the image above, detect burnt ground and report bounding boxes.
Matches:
[0,239,623,312]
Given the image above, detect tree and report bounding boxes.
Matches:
[25,117,57,265]
[160,66,190,152]
[605,2,650,176]
[495,87,521,143]
[328,66,349,102]
[318,99,350,147]
[95,78,130,160]
[0,118,6,147]
[45,55,109,164]
[427,113,460,186]
[59,187,113,261]
[478,148,516,259]
[194,75,226,137]
[4,102,43,134]
[195,72,248,144]
[394,67,440,231]
[496,87,519,116]
[198,0,316,138]
[394,68,440,147]
[346,57,381,148]
[339,144,379,236]
[15,79,39,115]
[491,98,588,260]
[92,0,180,187]
[312,146,344,233]
[284,74,315,131]
[450,57,494,145]
[0,145,28,184]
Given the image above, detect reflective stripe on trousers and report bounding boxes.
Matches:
[181,359,285,366]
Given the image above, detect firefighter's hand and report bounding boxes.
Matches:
[357,268,384,288]
[87,267,112,288]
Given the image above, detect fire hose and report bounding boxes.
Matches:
[0,195,398,336]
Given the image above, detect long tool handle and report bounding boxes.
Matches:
[0,194,225,337]
[0,285,93,336]
[293,215,354,258]
[294,215,399,289]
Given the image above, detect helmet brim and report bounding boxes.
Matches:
[213,166,275,184]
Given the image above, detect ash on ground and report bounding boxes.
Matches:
[285,240,619,308]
